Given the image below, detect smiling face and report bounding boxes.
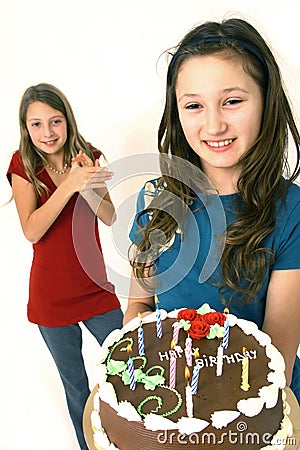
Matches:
[176,53,264,193]
[26,101,67,157]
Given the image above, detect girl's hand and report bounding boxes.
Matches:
[62,150,113,194]
[71,150,94,167]
[66,150,116,225]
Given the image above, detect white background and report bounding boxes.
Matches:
[0,1,299,449]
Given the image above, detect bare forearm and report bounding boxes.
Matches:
[123,300,154,325]
[123,271,155,325]
[21,184,73,243]
[263,269,300,386]
[80,189,116,226]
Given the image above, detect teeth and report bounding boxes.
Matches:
[206,139,233,148]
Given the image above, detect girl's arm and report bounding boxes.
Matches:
[262,268,300,386]
[123,269,155,325]
[72,151,116,226]
[11,161,113,243]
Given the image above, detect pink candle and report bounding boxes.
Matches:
[185,334,193,367]
[172,321,180,345]
[169,340,176,388]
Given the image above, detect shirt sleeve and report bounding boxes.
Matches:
[6,151,30,185]
[129,185,147,245]
[129,178,162,244]
[273,197,300,270]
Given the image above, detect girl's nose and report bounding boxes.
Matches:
[43,124,54,137]
[205,109,227,135]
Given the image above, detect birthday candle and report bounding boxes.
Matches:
[127,344,136,390]
[185,366,193,418]
[240,347,250,391]
[222,308,229,350]
[185,333,193,367]
[191,349,200,395]
[154,295,162,338]
[172,321,180,345]
[169,340,176,388]
[216,340,224,376]
[137,312,145,356]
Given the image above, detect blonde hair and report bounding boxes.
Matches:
[19,83,97,197]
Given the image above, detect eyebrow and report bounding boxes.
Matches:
[27,114,64,122]
[223,87,249,94]
[178,87,249,102]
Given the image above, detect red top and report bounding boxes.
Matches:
[7,151,120,327]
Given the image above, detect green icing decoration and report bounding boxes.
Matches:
[160,385,182,417]
[106,359,127,376]
[107,337,133,364]
[120,367,165,390]
[132,355,147,369]
[137,385,182,418]
[178,319,191,331]
[206,324,224,339]
[121,369,131,385]
[146,365,164,377]
[197,303,214,315]
[143,374,165,390]
[137,396,163,417]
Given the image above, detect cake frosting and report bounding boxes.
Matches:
[91,304,293,450]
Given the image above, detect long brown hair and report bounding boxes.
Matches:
[131,18,300,305]
[18,83,97,197]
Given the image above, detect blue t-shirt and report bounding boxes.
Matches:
[129,179,300,401]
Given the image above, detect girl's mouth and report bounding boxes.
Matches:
[204,138,235,149]
[42,139,58,146]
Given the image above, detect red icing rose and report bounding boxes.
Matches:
[177,308,198,322]
[192,313,206,322]
[202,311,226,326]
[189,320,210,339]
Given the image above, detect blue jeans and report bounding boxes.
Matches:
[38,308,123,450]
[291,355,300,405]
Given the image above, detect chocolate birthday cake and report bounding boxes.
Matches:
[91,304,293,449]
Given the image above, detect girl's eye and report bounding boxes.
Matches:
[224,98,243,106]
[186,103,202,110]
[52,119,62,125]
[31,122,40,127]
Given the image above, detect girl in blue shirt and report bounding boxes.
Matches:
[124,18,300,403]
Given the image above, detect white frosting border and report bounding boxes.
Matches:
[92,392,293,450]
[92,308,293,449]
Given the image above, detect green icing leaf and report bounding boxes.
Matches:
[135,368,165,390]
[196,303,215,315]
[143,374,165,391]
[179,319,191,331]
[106,359,127,375]
[206,324,224,339]
[121,370,130,385]
[134,369,146,383]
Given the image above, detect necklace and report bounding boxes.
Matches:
[45,162,69,174]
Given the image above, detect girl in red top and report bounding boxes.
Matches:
[7,83,123,450]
